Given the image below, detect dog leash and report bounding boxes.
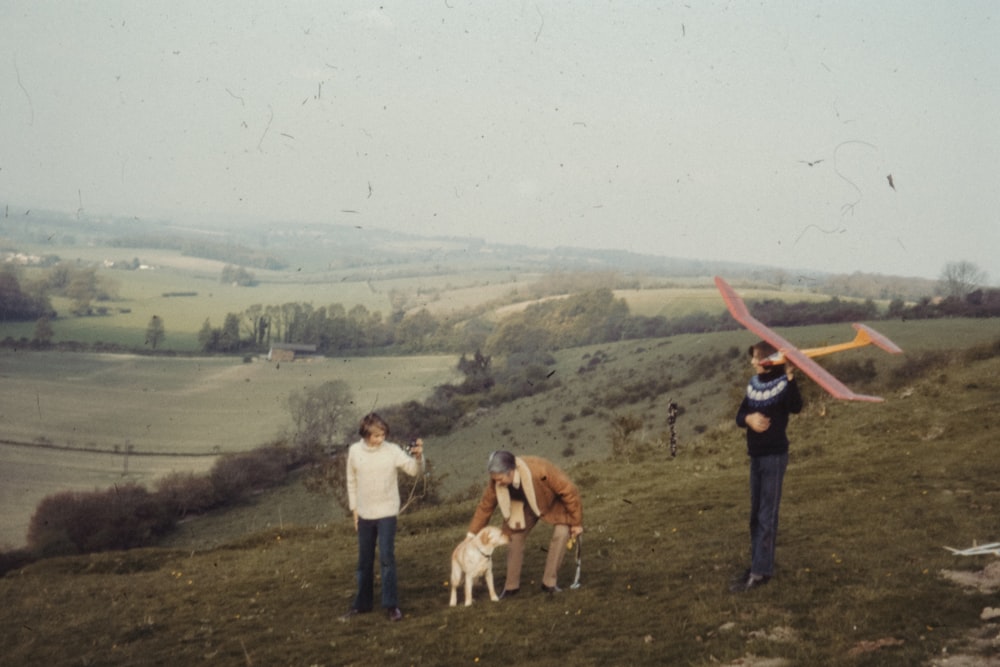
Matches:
[567,535,582,589]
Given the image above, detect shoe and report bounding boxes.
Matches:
[540,583,562,594]
[730,568,751,583]
[730,572,771,593]
[497,588,519,600]
[339,608,365,622]
[387,607,403,622]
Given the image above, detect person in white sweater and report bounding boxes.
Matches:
[341,413,424,622]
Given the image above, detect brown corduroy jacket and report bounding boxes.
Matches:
[468,456,582,534]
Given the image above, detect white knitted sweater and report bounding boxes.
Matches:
[346,440,423,520]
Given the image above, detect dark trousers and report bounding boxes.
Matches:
[749,453,788,577]
[353,516,398,610]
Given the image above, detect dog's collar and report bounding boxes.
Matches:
[474,544,492,558]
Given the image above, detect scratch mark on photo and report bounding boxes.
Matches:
[793,224,846,246]
[257,106,274,151]
[13,54,34,125]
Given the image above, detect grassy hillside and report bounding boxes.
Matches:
[2,324,999,665]
[0,352,460,549]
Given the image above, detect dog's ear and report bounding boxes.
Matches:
[479,530,490,546]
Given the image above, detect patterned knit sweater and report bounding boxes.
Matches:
[735,369,803,457]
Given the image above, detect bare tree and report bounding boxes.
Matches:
[33,315,54,346]
[938,261,987,298]
[288,380,356,456]
[145,315,165,349]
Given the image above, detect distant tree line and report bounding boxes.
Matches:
[193,283,1000,358]
[0,261,118,320]
[107,234,287,270]
[3,260,998,355]
[888,290,1000,320]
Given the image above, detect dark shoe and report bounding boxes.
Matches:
[498,588,519,600]
[387,607,403,622]
[730,572,770,593]
[540,583,562,594]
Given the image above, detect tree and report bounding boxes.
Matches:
[456,350,494,393]
[221,264,256,287]
[219,313,241,351]
[288,380,356,455]
[197,318,219,352]
[33,315,54,346]
[395,308,438,350]
[0,267,52,321]
[145,315,165,349]
[66,266,99,315]
[939,261,987,299]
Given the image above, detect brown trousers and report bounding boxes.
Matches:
[504,509,571,590]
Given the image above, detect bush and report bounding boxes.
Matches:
[0,548,37,576]
[962,337,1000,363]
[209,445,293,504]
[822,358,878,386]
[303,450,350,515]
[154,471,219,518]
[610,412,645,462]
[27,483,175,556]
[888,350,952,388]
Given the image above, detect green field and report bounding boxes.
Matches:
[4,243,895,353]
[7,245,544,350]
[0,350,460,548]
[615,285,851,318]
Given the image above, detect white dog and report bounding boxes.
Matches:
[449,526,509,607]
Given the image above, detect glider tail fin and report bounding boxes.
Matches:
[852,323,903,355]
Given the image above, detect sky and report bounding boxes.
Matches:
[2,1,998,282]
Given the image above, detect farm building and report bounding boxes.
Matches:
[267,343,320,362]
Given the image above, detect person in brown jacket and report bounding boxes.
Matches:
[467,450,583,597]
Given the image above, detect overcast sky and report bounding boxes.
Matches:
[2,1,997,282]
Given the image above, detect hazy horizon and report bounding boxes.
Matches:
[2,1,997,283]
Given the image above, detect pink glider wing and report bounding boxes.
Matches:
[852,323,903,355]
[714,276,886,402]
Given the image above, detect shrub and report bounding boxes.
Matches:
[27,483,175,556]
[962,337,1000,363]
[0,548,36,576]
[610,412,644,462]
[303,450,350,515]
[822,358,878,386]
[398,457,444,513]
[209,445,292,504]
[154,471,219,518]
[888,350,952,388]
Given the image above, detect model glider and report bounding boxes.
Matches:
[944,543,1000,557]
[715,276,903,403]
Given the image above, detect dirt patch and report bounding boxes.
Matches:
[940,561,1000,594]
[933,561,1000,665]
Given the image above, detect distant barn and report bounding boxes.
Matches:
[267,343,320,362]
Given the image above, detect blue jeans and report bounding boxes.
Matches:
[353,516,398,610]
[748,453,788,577]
